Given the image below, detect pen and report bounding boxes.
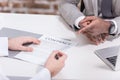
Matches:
[55,54,59,60]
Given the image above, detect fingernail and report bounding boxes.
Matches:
[53,50,59,53]
[28,48,33,52]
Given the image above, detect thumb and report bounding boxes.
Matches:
[59,53,67,62]
[80,16,96,23]
[78,22,94,33]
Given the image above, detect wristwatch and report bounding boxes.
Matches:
[73,24,81,31]
[108,21,117,36]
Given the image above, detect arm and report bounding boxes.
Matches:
[59,0,85,29]
[0,37,40,80]
[0,66,9,80]
[0,37,8,56]
[30,68,51,80]
[30,51,67,80]
[78,16,120,44]
[0,36,40,56]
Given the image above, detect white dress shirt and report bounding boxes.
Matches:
[0,37,51,80]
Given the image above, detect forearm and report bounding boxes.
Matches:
[0,67,9,80]
[30,68,51,80]
[0,37,8,56]
[59,0,84,29]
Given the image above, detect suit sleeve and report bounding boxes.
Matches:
[0,37,8,56]
[58,0,84,29]
[30,68,51,80]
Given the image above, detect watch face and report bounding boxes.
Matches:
[110,25,115,33]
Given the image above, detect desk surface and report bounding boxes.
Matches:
[0,13,120,80]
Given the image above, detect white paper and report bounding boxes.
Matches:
[15,35,76,65]
[0,37,8,56]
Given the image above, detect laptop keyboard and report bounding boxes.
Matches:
[106,56,117,66]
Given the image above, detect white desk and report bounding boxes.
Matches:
[0,13,120,80]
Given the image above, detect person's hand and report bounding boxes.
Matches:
[78,16,111,36]
[77,16,110,45]
[78,16,103,44]
[79,20,91,29]
[83,31,108,45]
[8,36,40,51]
[45,50,67,77]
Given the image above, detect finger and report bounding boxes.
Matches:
[23,37,40,44]
[105,34,109,39]
[27,37,40,44]
[91,36,99,45]
[89,36,100,45]
[59,53,67,62]
[18,46,33,52]
[53,51,67,61]
[32,39,40,44]
[81,31,88,34]
[93,40,99,45]
[85,32,93,40]
[51,50,67,61]
[77,29,88,34]
[94,35,103,45]
[80,16,96,24]
[101,33,109,41]
[50,50,59,58]
[82,29,94,35]
[96,34,103,43]
[80,21,90,28]
[78,22,94,33]
[100,34,104,43]
[101,34,106,41]
[85,33,100,45]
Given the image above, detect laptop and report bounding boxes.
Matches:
[95,45,120,71]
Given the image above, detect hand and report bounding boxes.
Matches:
[8,36,40,51]
[79,16,111,36]
[78,16,110,45]
[45,50,67,77]
[79,20,91,29]
[83,31,108,45]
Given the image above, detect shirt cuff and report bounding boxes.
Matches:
[31,68,51,80]
[74,16,85,29]
[0,37,8,57]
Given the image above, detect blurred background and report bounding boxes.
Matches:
[0,0,60,15]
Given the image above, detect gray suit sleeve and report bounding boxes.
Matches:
[58,0,84,29]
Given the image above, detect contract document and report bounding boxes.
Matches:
[15,35,76,65]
